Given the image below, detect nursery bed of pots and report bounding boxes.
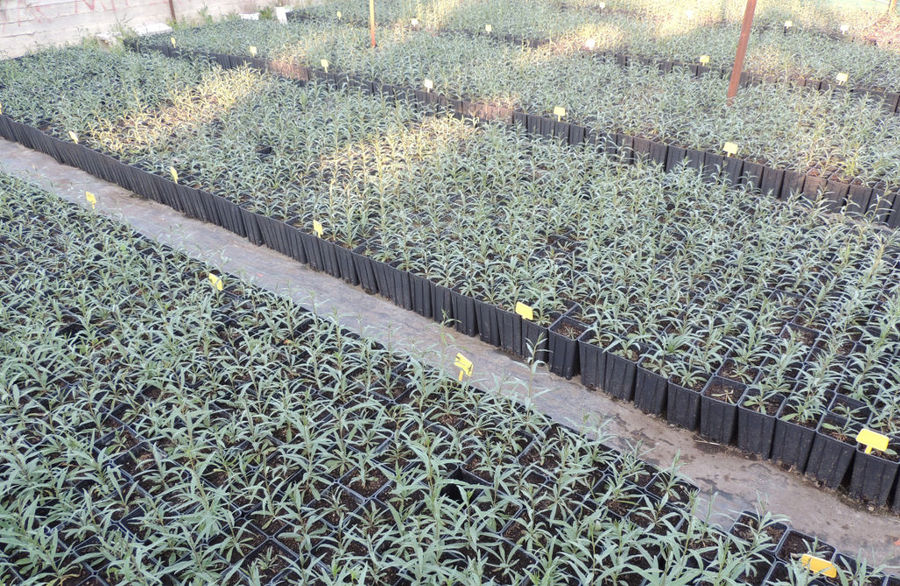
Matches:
[289,0,900,95]
[1,45,899,514]
[134,18,900,221]
[6,171,898,584]
[283,2,900,113]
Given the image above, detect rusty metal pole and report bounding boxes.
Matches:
[726,0,757,106]
[369,0,376,48]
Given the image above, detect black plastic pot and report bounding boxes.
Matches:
[647,139,667,166]
[804,414,857,489]
[741,161,765,191]
[759,166,784,198]
[684,148,705,171]
[474,299,501,347]
[568,124,586,145]
[736,391,783,458]
[351,245,377,294]
[632,136,652,160]
[633,362,667,416]
[497,307,522,356]
[770,401,819,472]
[665,146,687,172]
[849,445,899,507]
[450,290,478,337]
[780,170,807,200]
[333,243,358,286]
[577,329,606,390]
[801,174,827,204]
[702,152,724,183]
[722,156,744,185]
[408,274,433,318]
[388,263,413,311]
[823,180,849,212]
[520,319,549,364]
[547,316,585,379]
[431,284,454,326]
[614,133,634,164]
[667,380,701,431]
[699,377,744,444]
[846,184,873,217]
[603,350,638,401]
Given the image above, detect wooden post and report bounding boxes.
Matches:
[726,0,757,106]
[369,0,376,48]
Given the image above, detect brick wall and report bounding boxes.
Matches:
[0,0,305,58]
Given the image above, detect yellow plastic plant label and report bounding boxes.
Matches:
[170,36,176,48]
[515,302,534,321]
[723,142,738,156]
[208,273,224,291]
[840,23,849,34]
[411,18,419,26]
[336,10,342,19]
[68,131,79,144]
[249,46,257,57]
[454,353,473,381]
[800,555,837,578]
[784,20,793,28]
[85,191,96,210]
[598,1,606,8]
[836,72,848,85]
[485,24,492,33]
[699,55,710,65]
[169,166,178,183]
[584,38,597,50]
[320,59,329,73]
[0,102,3,115]
[313,220,324,238]
[553,106,566,120]
[423,79,434,91]
[857,428,889,455]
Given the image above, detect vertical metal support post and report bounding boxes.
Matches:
[726,0,757,106]
[369,0,377,48]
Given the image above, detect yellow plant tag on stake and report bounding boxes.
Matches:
[515,302,534,321]
[800,555,837,578]
[336,10,342,19]
[320,59,329,73]
[423,79,434,91]
[208,273,224,291]
[313,220,323,237]
[485,24,492,33]
[598,1,606,8]
[784,20,793,29]
[454,353,473,381]
[170,36,176,48]
[85,191,96,209]
[553,106,566,121]
[249,46,257,57]
[723,142,738,156]
[584,38,597,50]
[0,102,3,115]
[835,72,848,85]
[68,131,79,144]
[840,23,849,34]
[857,428,889,455]
[699,55,710,65]
[411,18,419,27]
[169,167,178,183]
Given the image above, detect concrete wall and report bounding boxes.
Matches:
[0,0,302,58]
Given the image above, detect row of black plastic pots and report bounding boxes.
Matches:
[126,39,900,229]
[285,8,900,114]
[3,87,900,515]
